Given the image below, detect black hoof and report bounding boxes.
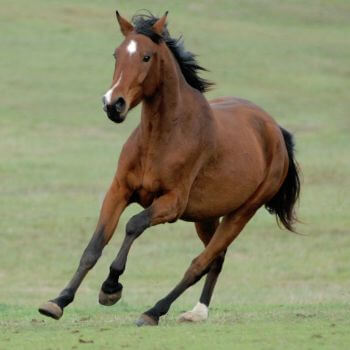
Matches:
[98,289,122,306]
[38,301,63,320]
[135,314,159,327]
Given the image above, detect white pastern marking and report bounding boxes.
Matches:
[178,302,208,322]
[191,302,208,319]
[103,73,123,105]
[127,40,137,55]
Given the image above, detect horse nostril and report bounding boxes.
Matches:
[115,97,126,113]
[102,96,107,106]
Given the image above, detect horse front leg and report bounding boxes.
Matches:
[38,179,130,320]
[99,190,185,307]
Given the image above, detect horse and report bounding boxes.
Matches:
[39,11,300,326]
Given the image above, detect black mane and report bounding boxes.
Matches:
[131,12,213,93]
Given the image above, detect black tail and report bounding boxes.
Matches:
[265,127,301,232]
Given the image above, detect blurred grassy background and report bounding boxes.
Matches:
[0,0,349,349]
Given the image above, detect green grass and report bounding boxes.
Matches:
[1,0,350,349]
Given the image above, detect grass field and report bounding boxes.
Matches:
[1,0,350,349]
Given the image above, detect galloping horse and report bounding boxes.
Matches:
[39,11,300,326]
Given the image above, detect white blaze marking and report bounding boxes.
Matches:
[127,40,137,55]
[104,73,123,104]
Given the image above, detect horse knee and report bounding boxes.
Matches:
[126,209,151,237]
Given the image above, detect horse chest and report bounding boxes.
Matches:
[141,173,161,193]
[134,174,162,208]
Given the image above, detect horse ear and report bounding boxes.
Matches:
[116,11,134,36]
[152,11,168,36]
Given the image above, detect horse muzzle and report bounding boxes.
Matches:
[103,96,128,124]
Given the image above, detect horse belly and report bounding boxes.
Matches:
[182,165,262,221]
[182,112,267,221]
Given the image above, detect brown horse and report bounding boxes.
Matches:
[39,11,300,326]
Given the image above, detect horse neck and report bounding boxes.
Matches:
[140,45,196,142]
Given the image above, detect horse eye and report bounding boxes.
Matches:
[143,55,151,62]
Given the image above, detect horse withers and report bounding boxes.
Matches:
[39,11,300,326]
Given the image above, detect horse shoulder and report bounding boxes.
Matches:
[115,127,142,190]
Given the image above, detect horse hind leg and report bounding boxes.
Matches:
[178,219,227,323]
[177,153,289,323]
[178,251,226,323]
[136,209,256,326]
[135,157,288,326]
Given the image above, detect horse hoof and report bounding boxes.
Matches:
[177,311,207,323]
[177,303,209,323]
[135,314,158,327]
[38,301,63,320]
[98,289,122,306]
